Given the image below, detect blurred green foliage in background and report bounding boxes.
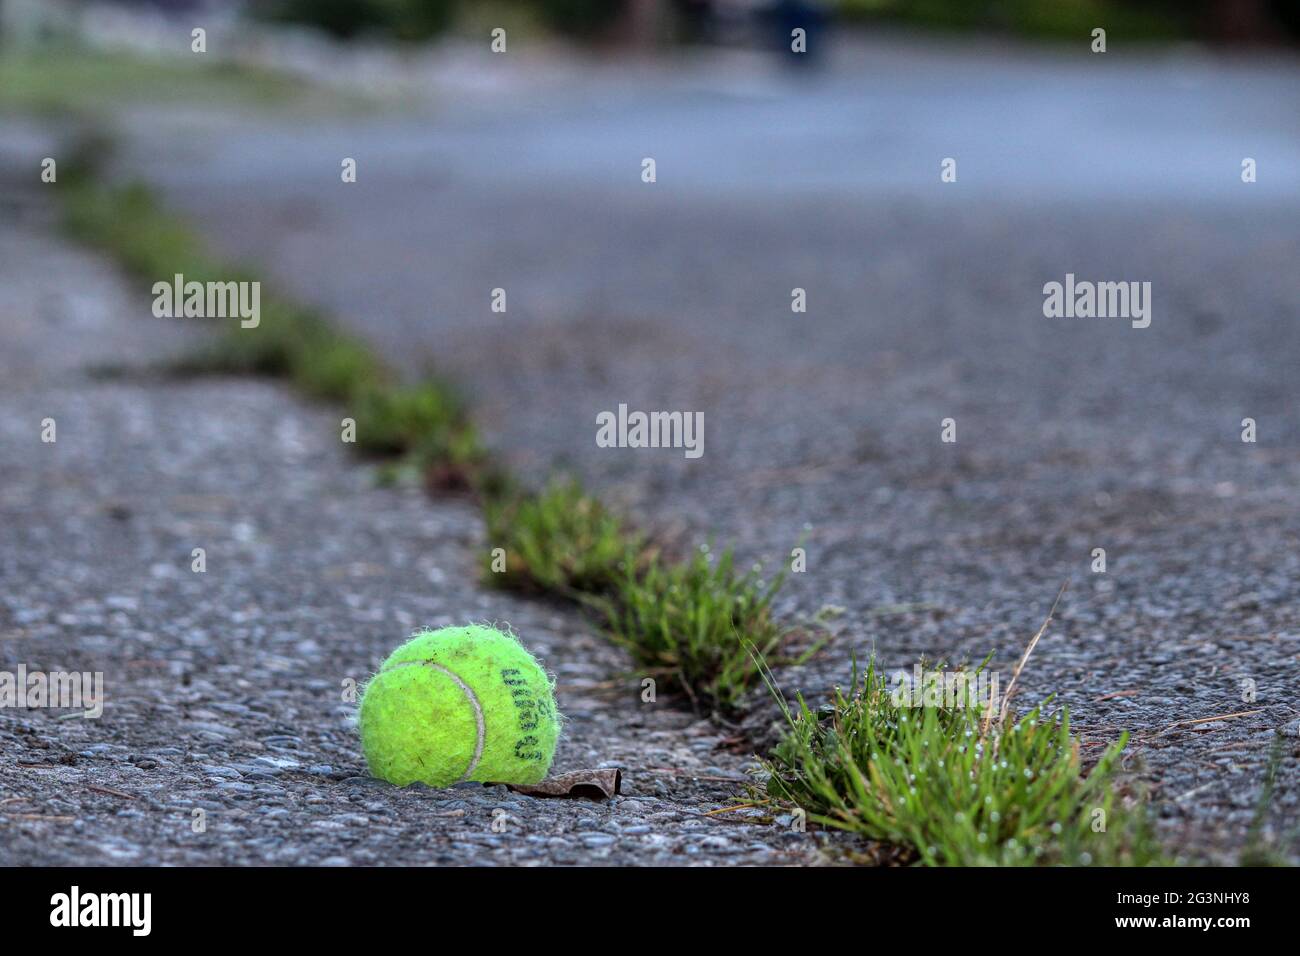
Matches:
[528,0,629,37]
[261,0,622,41]
[839,0,1189,39]
[262,0,458,40]
[255,0,1297,44]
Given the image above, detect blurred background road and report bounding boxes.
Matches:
[3,0,1299,862]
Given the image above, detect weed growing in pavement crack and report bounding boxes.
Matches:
[753,651,1164,865]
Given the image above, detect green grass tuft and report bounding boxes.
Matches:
[351,382,467,455]
[1239,736,1297,866]
[63,180,219,281]
[607,547,786,713]
[286,327,387,401]
[481,484,798,713]
[759,656,1164,865]
[482,479,639,596]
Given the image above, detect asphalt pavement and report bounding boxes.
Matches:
[6,33,1300,862]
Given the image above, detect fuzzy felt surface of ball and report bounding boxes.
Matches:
[359,625,560,788]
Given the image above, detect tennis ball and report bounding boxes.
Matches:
[359,625,560,788]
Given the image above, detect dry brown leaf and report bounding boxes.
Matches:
[502,768,622,800]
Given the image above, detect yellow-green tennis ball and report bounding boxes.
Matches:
[359,625,560,788]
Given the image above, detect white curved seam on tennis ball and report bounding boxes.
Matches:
[386,659,486,782]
